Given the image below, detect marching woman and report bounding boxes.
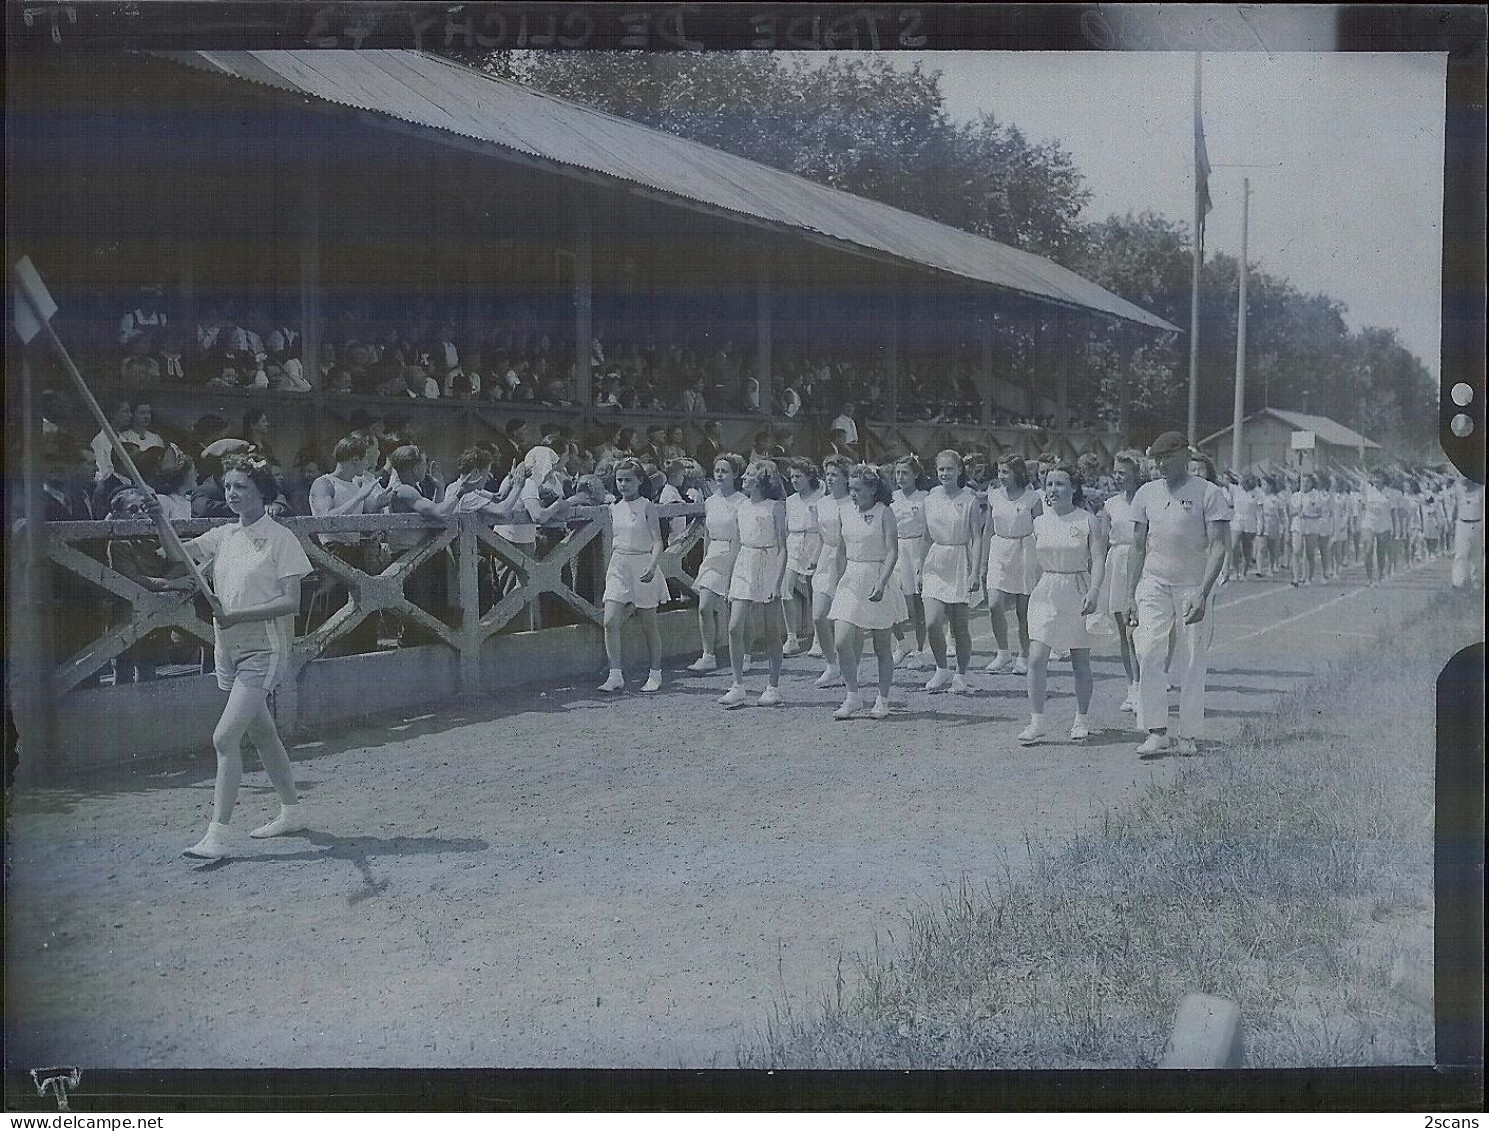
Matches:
[808,455,853,688]
[1230,473,1262,579]
[1261,475,1288,575]
[919,450,982,694]
[1101,452,1143,712]
[890,457,931,670]
[1361,468,1394,584]
[719,460,789,708]
[687,454,747,673]
[980,454,1042,675]
[782,459,825,657]
[169,453,314,860]
[828,464,908,720]
[1019,462,1108,745]
[596,458,668,694]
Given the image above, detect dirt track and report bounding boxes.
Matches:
[3,556,1458,1069]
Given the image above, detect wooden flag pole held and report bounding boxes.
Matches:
[11,257,215,599]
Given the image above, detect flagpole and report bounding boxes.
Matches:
[1230,177,1250,471]
[1187,52,1204,444]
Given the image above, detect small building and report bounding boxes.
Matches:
[1200,408,1382,474]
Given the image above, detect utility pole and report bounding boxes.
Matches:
[1229,178,1250,472]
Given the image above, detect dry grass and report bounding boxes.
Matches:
[739,594,1472,1068]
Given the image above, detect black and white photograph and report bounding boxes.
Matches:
[4,1,1484,1112]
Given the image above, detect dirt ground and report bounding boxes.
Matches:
[4,556,1458,1069]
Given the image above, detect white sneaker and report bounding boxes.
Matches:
[598,671,626,693]
[1136,732,1172,757]
[783,636,804,656]
[869,696,892,719]
[718,685,748,709]
[815,665,843,689]
[924,669,954,693]
[1013,656,1030,676]
[1052,649,1070,662]
[892,645,909,667]
[950,673,970,695]
[1017,719,1047,746]
[250,805,307,839]
[984,653,1012,675]
[1120,687,1138,713]
[806,639,824,658]
[758,686,783,707]
[833,694,864,720]
[1069,718,1089,742]
[686,654,716,673]
[640,671,662,693]
[183,822,231,860]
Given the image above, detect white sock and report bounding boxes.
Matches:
[609,668,622,679]
[648,668,661,680]
[1029,712,1044,726]
[1074,712,1088,726]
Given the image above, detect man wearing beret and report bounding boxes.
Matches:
[1125,432,1231,757]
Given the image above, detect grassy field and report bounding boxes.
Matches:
[739,593,1476,1069]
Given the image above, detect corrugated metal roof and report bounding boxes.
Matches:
[1202,408,1380,450]
[148,49,1179,333]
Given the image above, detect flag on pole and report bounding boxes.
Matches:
[12,255,57,345]
[1194,54,1213,243]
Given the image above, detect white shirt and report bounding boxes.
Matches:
[830,414,859,444]
[1133,475,1230,587]
[187,514,312,648]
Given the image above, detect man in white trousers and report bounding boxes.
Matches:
[1451,475,1484,591]
[1126,432,1231,757]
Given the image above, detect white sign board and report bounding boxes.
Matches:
[1290,430,1317,451]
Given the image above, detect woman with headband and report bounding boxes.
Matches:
[687,453,747,674]
[808,455,853,689]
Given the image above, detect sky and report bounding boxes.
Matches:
[796,50,1447,377]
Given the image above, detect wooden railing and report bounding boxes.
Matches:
[34,504,704,730]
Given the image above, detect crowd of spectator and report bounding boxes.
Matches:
[79,286,1111,430]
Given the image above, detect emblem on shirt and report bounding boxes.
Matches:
[250,538,268,552]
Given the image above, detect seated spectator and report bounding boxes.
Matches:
[154,445,197,522]
[120,402,165,453]
[91,441,146,520]
[677,376,707,415]
[540,376,575,408]
[92,399,135,483]
[118,284,169,346]
[156,329,188,383]
[594,370,624,410]
[120,333,161,383]
[662,424,688,462]
[326,365,355,395]
[777,383,802,419]
[41,431,98,521]
[741,376,763,414]
[829,401,859,450]
[643,423,669,464]
[267,355,314,392]
[267,323,300,363]
[382,363,439,399]
[748,429,774,463]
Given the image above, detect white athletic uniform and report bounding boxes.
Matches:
[187,514,313,693]
[811,493,849,600]
[785,488,824,579]
[891,489,928,597]
[919,487,979,605]
[1131,475,1230,739]
[603,497,668,608]
[984,486,1040,595]
[695,491,745,598]
[728,498,785,604]
[829,502,909,631]
[1452,482,1484,589]
[1100,492,1140,616]
[1027,509,1098,651]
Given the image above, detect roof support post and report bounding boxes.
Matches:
[886,286,899,425]
[756,245,772,413]
[979,314,994,427]
[572,187,594,409]
[300,142,322,393]
[1054,311,1070,432]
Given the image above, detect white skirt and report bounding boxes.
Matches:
[986,533,1039,595]
[829,559,909,631]
[603,551,671,609]
[729,545,784,604]
[785,531,822,578]
[1100,544,1135,616]
[896,535,925,595]
[695,540,738,598]
[1027,572,1094,651]
[812,543,844,601]
[920,542,973,605]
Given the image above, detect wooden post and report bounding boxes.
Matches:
[457,517,481,694]
[886,286,899,424]
[756,246,772,414]
[1054,312,1070,432]
[573,189,594,410]
[300,146,322,390]
[979,314,994,427]
[1117,324,1134,448]
[13,356,55,777]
